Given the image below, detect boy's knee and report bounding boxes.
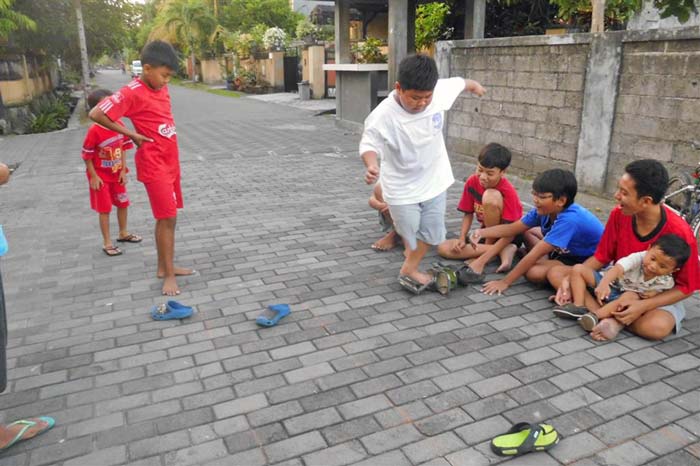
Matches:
[481,189,504,209]
[436,241,452,257]
[571,263,586,277]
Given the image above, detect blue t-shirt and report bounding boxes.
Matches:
[521,203,604,258]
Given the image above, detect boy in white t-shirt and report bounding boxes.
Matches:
[360,54,486,293]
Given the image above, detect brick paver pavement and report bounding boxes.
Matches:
[0,69,698,466]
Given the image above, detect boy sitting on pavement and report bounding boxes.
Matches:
[548,159,700,341]
[360,54,486,294]
[470,168,604,295]
[369,182,405,254]
[89,40,194,296]
[437,143,522,277]
[82,89,142,257]
[557,234,690,341]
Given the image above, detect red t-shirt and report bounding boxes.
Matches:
[81,121,133,183]
[98,78,179,183]
[457,174,523,226]
[594,206,700,295]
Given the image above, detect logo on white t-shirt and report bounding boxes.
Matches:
[432,113,442,129]
[158,123,177,139]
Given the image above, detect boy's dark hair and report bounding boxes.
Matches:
[652,233,690,269]
[478,143,511,170]
[141,40,179,71]
[532,168,577,208]
[87,88,112,109]
[624,159,668,204]
[397,54,438,91]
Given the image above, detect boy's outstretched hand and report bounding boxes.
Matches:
[482,279,508,296]
[465,79,486,97]
[89,175,104,191]
[365,165,379,185]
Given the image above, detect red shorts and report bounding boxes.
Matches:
[143,176,183,219]
[89,177,129,213]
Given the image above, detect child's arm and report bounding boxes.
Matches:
[453,213,474,252]
[361,151,379,185]
[368,183,387,212]
[84,159,103,190]
[594,264,624,304]
[482,239,554,295]
[89,107,153,147]
[464,79,486,97]
[470,221,527,244]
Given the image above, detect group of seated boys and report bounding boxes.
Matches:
[370,145,700,342]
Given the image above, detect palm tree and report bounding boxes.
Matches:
[0,0,36,40]
[156,0,216,81]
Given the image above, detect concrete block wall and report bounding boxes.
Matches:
[446,38,588,176]
[606,37,700,193]
[440,28,700,195]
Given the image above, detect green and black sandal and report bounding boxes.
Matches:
[490,422,560,457]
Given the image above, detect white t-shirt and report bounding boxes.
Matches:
[615,251,675,294]
[359,77,466,205]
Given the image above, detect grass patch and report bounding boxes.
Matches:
[207,88,242,98]
[170,77,241,97]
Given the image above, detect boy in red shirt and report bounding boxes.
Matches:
[548,159,700,340]
[437,143,523,279]
[89,41,193,296]
[82,89,142,257]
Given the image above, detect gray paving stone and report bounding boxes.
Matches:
[322,416,382,445]
[549,432,607,463]
[264,431,327,463]
[637,424,697,455]
[414,408,473,436]
[590,414,651,445]
[360,424,424,455]
[374,401,432,428]
[402,432,465,464]
[469,374,522,398]
[593,440,655,465]
[633,400,690,429]
[463,393,519,420]
[338,394,392,420]
[628,381,681,405]
[162,439,229,466]
[348,449,411,466]
[224,423,287,453]
[303,440,368,466]
[590,393,644,420]
[646,450,700,466]
[386,380,441,405]
[129,431,191,461]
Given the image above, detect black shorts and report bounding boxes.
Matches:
[548,250,588,266]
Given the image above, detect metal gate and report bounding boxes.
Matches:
[283,56,299,92]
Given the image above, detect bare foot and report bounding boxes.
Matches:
[161,276,181,296]
[400,269,433,286]
[590,318,624,341]
[371,231,397,251]
[496,244,518,273]
[157,266,195,278]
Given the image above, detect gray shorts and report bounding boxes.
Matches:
[660,300,686,334]
[388,191,447,251]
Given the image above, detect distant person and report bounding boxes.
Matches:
[548,159,700,341]
[82,89,142,257]
[437,143,523,281]
[470,169,604,295]
[360,54,486,294]
[90,40,194,296]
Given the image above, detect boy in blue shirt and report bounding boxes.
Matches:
[469,169,604,295]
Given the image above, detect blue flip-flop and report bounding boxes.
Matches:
[0,225,8,257]
[256,304,291,327]
[151,300,194,320]
[0,416,55,452]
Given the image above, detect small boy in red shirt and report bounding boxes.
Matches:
[82,89,142,257]
[437,143,523,279]
[89,41,193,296]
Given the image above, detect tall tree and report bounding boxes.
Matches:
[220,0,302,35]
[153,0,216,80]
[0,0,35,39]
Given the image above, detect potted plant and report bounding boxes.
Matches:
[351,37,387,64]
